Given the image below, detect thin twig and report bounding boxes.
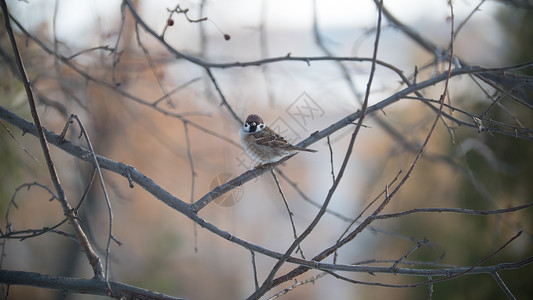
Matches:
[5,182,58,231]
[60,115,117,282]
[2,172,97,243]
[183,122,198,253]
[429,231,523,284]
[135,24,174,107]
[0,120,40,164]
[205,68,243,125]
[66,46,114,60]
[152,77,202,105]
[326,136,335,184]
[427,275,434,300]
[268,272,327,299]
[250,250,259,291]
[161,4,215,39]
[391,238,429,271]
[112,0,127,86]
[373,202,533,220]
[491,271,517,300]
[479,81,531,119]
[74,168,97,211]
[3,228,77,242]
[270,170,305,259]
[454,0,486,39]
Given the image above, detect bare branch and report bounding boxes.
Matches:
[491,271,517,300]
[205,68,243,125]
[373,202,533,220]
[391,238,429,271]
[0,120,40,164]
[183,121,198,253]
[250,250,259,291]
[454,0,486,39]
[0,270,184,300]
[270,170,305,259]
[135,24,174,107]
[59,115,117,281]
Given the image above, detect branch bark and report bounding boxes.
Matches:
[0,270,183,300]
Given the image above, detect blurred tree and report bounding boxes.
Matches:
[385,4,533,300]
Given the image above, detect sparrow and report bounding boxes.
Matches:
[239,114,317,164]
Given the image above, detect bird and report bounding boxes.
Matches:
[239,114,317,165]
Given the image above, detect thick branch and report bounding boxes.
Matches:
[0,270,183,300]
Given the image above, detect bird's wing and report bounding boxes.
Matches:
[253,127,291,149]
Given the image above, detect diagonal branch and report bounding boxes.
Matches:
[491,271,517,300]
[205,68,243,124]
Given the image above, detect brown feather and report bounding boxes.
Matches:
[253,127,317,152]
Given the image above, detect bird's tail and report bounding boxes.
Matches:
[294,147,317,153]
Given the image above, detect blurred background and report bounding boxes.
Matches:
[1,0,532,299]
